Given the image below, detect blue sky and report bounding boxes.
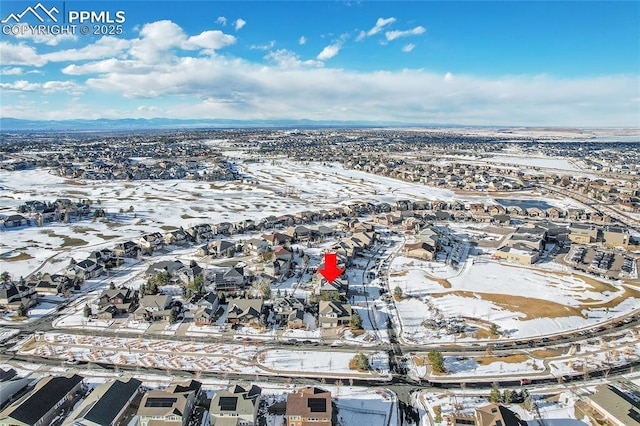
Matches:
[1,1,638,126]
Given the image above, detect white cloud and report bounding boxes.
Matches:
[3,21,637,127]
[216,16,227,26]
[12,24,77,46]
[0,80,40,91]
[186,30,236,50]
[1,67,23,75]
[234,18,246,31]
[401,43,415,53]
[316,34,348,61]
[298,36,307,45]
[41,80,83,94]
[317,43,341,60]
[357,17,396,41]
[0,79,81,94]
[250,41,276,51]
[264,49,323,68]
[0,42,46,66]
[137,105,162,113]
[43,36,131,63]
[78,57,639,126]
[386,26,426,41]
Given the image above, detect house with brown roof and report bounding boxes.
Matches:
[404,241,436,260]
[286,387,333,426]
[475,404,528,426]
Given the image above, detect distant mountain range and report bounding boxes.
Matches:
[0,117,453,131]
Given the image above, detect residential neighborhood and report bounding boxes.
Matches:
[0,127,639,426]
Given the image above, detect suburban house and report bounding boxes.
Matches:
[286,309,305,329]
[474,404,528,426]
[0,374,84,426]
[314,276,348,298]
[88,249,117,268]
[164,228,190,246]
[3,214,29,228]
[186,223,214,243]
[198,240,235,258]
[113,241,139,258]
[97,287,136,316]
[146,260,185,278]
[134,295,173,321]
[213,222,233,235]
[0,376,31,409]
[244,238,270,256]
[178,263,203,285]
[0,284,38,310]
[209,384,261,426]
[404,241,437,260]
[73,259,104,279]
[62,378,142,426]
[226,298,264,327]
[261,232,291,246]
[318,301,352,329]
[272,296,305,324]
[137,232,164,251]
[212,266,246,293]
[286,387,333,426]
[263,258,292,278]
[575,384,640,426]
[187,292,221,326]
[136,380,202,426]
[31,273,73,296]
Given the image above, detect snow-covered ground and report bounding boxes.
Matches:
[390,253,640,342]
[17,332,391,379]
[484,155,581,171]
[259,349,389,377]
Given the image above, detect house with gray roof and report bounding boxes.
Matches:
[209,384,261,426]
[62,378,142,426]
[0,374,84,426]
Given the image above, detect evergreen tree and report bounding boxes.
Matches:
[349,352,370,371]
[17,303,27,317]
[489,384,502,403]
[350,312,363,329]
[393,286,403,299]
[83,304,92,318]
[490,323,499,335]
[427,350,446,374]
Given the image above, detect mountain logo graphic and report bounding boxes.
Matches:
[1,3,59,24]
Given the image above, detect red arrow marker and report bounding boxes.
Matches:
[318,253,344,283]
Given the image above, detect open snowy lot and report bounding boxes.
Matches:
[391,255,640,342]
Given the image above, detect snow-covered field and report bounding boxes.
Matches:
[484,155,581,171]
[258,349,389,377]
[390,255,640,342]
